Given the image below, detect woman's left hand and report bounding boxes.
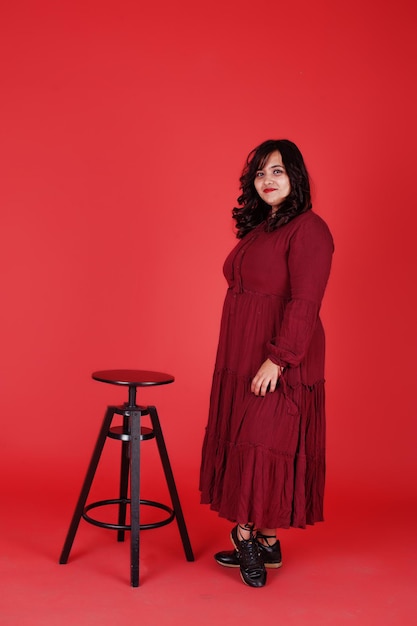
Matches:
[251,359,284,396]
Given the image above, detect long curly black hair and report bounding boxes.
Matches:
[232,139,312,238]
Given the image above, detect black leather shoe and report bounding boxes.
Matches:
[214,549,240,568]
[214,539,282,569]
[230,525,267,587]
[257,537,282,569]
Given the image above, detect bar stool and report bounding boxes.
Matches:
[59,369,194,586]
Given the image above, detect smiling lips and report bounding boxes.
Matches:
[263,188,277,193]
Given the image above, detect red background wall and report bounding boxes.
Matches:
[1,0,416,519]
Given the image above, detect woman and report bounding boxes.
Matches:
[199,139,334,588]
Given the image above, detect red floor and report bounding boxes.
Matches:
[1,477,416,626]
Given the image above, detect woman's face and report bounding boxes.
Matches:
[253,150,291,213]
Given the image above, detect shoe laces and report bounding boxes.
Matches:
[257,532,277,548]
[238,538,263,572]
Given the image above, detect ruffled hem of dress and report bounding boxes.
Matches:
[199,369,326,529]
[200,436,325,529]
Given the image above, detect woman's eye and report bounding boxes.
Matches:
[273,169,284,175]
[256,172,264,177]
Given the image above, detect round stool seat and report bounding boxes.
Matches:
[92,369,175,387]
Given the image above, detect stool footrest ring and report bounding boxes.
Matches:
[82,498,175,530]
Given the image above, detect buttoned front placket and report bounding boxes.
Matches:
[231,230,261,295]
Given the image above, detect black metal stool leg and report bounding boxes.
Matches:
[59,406,115,564]
[117,414,130,542]
[148,406,194,562]
[129,409,141,587]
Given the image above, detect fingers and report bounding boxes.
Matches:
[251,373,277,396]
[251,362,283,396]
[253,375,277,396]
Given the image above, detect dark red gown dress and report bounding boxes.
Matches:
[200,210,334,528]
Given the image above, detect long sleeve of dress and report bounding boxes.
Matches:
[267,215,334,368]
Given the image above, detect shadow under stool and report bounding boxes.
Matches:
[59,369,194,587]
